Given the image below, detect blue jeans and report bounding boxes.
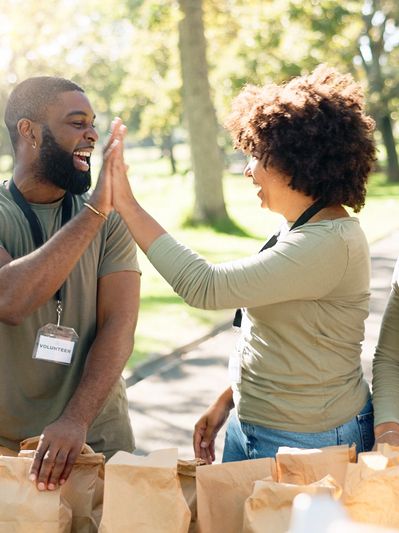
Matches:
[222,397,374,462]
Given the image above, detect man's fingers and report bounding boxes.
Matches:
[59,450,79,486]
[47,449,68,490]
[36,448,59,491]
[29,438,49,482]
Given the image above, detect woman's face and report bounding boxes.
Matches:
[244,157,289,211]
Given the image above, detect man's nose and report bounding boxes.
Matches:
[85,125,99,143]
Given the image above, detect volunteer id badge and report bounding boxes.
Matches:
[32,323,78,365]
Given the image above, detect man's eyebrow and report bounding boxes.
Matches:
[65,111,96,119]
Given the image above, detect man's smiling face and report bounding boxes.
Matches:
[34,90,98,195]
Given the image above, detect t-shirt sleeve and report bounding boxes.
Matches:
[146,225,348,310]
[98,211,141,278]
[372,258,399,425]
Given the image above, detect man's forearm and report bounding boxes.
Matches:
[61,318,135,429]
[0,207,105,324]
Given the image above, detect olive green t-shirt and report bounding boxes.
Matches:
[372,258,399,425]
[0,184,140,456]
[147,218,371,432]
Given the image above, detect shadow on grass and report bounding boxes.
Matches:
[182,213,253,237]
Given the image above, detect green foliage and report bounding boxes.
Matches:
[0,0,398,179]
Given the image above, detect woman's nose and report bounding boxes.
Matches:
[244,163,252,177]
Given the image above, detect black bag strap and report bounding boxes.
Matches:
[9,178,73,301]
[233,198,326,327]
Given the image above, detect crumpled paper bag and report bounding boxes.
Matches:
[196,457,276,533]
[0,445,18,456]
[343,449,399,529]
[243,474,342,533]
[376,443,399,467]
[276,444,356,487]
[99,448,191,533]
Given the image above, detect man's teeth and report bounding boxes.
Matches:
[74,151,90,158]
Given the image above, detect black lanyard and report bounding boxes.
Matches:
[9,178,73,303]
[233,198,326,327]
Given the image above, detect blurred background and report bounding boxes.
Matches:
[1,0,398,369]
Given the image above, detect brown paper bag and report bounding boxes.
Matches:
[276,444,356,487]
[20,437,104,533]
[243,474,342,533]
[376,443,399,467]
[196,458,276,533]
[99,448,191,533]
[0,455,71,533]
[0,445,18,456]
[343,451,399,529]
[177,458,206,533]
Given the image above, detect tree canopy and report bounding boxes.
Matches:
[0,0,398,186]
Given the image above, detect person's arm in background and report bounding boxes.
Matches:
[29,268,140,490]
[372,260,399,447]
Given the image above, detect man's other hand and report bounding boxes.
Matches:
[28,416,87,490]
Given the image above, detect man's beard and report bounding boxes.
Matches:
[34,126,91,195]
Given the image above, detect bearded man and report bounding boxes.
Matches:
[0,77,140,491]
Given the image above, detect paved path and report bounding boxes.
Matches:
[126,230,399,460]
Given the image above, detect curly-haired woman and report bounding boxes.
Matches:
[110,64,376,462]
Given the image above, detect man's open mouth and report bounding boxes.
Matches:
[73,150,91,172]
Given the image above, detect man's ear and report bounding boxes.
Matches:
[17,118,39,149]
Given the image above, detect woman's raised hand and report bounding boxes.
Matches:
[90,117,124,216]
[104,119,167,253]
[108,120,136,215]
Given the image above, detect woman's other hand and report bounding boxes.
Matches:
[373,422,399,449]
[193,388,234,464]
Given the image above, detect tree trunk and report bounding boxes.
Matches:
[379,114,399,183]
[361,5,399,183]
[162,134,177,175]
[178,0,229,224]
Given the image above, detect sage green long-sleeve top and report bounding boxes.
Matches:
[372,258,399,426]
[147,217,371,432]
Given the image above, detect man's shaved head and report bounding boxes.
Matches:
[4,76,84,152]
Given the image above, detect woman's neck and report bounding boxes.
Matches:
[277,190,348,223]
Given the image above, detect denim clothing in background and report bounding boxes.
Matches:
[222,397,374,462]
